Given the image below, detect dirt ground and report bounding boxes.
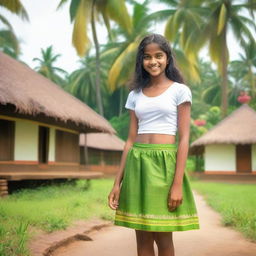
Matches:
[50,191,256,256]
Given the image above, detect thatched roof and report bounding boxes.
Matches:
[79,133,125,151]
[191,104,256,150]
[0,52,115,133]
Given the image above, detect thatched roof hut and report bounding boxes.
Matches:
[190,104,256,154]
[79,133,125,151]
[190,104,256,175]
[0,51,115,133]
[79,133,125,174]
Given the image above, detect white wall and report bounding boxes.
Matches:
[205,144,236,171]
[48,127,55,162]
[252,144,256,171]
[15,120,38,161]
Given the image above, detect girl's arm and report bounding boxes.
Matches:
[168,101,191,211]
[108,110,138,210]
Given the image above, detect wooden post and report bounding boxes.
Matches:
[84,134,88,166]
[0,179,8,197]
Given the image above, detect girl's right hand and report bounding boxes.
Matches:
[108,185,120,210]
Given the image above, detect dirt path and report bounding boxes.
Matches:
[52,191,256,256]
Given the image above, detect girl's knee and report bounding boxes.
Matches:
[135,230,154,245]
[153,232,173,248]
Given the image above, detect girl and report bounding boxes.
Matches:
[108,34,200,256]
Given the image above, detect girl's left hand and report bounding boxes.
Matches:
[168,183,183,211]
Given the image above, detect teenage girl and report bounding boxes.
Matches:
[108,34,199,256]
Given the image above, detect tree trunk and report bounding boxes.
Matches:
[91,0,104,116]
[119,87,123,117]
[220,33,228,118]
[249,66,256,98]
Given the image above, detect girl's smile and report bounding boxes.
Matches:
[143,43,168,77]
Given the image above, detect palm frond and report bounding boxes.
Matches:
[106,0,133,35]
[217,3,227,35]
[108,41,138,91]
[0,0,29,21]
[0,29,19,55]
[174,48,200,83]
[0,14,13,29]
[72,0,91,56]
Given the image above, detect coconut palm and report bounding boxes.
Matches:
[184,0,255,117]
[57,0,132,116]
[0,17,19,58]
[229,40,256,98]
[0,0,29,58]
[33,46,68,86]
[66,51,110,113]
[153,0,255,117]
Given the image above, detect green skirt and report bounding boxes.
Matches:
[114,142,200,232]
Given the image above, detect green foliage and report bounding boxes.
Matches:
[0,179,115,256]
[33,46,68,87]
[192,181,256,241]
[109,111,129,140]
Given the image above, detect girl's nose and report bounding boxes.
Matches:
[150,57,157,65]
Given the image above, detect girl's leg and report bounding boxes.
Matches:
[135,230,155,256]
[153,232,175,256]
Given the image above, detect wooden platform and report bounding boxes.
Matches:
[191,172,256,183]
[0,171,103,181]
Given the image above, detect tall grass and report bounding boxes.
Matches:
[191,181,256,241]
[0,178,115,256]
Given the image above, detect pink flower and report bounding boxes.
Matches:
[237,91,251,104]
[194,119,206,126]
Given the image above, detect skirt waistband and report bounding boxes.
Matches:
[132,142,177,150]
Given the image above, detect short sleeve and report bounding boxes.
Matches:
[125,90,135,110]
[176,84,192,106]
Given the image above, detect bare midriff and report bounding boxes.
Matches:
[135,133,176,144]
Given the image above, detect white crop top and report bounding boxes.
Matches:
[125,82,192,135]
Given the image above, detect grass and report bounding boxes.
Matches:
[191,180,256,241]
[0,178,115,256]
[1,177,255,255]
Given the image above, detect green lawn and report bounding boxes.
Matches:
[0,178,115,256]
[1,178,255,256]
[191,180,256,241]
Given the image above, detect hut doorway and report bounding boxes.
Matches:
[236,144,252,173]
[0,119,14,161]
[38,126,49,163]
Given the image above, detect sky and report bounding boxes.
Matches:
[1,0,248,73]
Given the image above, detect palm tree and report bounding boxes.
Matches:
[229,40,256,98]
[0,0,29,58]
[66,51,110,113]
[57,0,132,116]
[0,16,19,58]
[154,0,255,117]
[33,46,68,86]
[184,0,255,117]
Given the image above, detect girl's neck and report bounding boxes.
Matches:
[148,75,171,88]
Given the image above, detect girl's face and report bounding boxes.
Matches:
[142,43,168,78]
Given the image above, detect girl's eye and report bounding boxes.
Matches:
[143,55,150,60]
[156,54,163,58]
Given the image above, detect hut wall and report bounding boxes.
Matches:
[14,120,38,161]
[48,128,55,162]
[252,144,256,171]
[205,144,235,171]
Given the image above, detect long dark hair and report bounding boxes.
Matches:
[130,34,184,91]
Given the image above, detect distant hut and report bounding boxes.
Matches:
[0,52,115,196]
[190,104,256,180]
[79,133,125,174]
